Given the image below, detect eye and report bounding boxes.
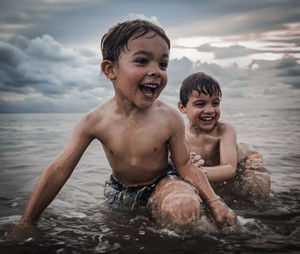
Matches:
[213,100,220,107]
[194,102,205,107]
[135,58,148,65]
[159,61,168,70]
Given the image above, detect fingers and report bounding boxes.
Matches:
[209,200,237,230]
[190,153,205,167]
[6,222,36,241]
[190,151,196,161]
[192,154,201,161]
[194,159,205,167]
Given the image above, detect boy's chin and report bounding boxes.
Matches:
[137,94,161,108]
[135,99,155,109]
[198,123,215,132]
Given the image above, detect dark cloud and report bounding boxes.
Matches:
[167,0,300,40]
[1,17,300,113]
[1,0,299,46]
[0,0,90,25]
[163,55,300,104]
[0,34,104,94]
[197,44,260,59]
[186,40,300,60]
[0,41,24,67]
[0,34,113,112]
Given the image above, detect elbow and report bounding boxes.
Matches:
[181,163,207,186]
[228,164,237,179]
[47,161,71,182]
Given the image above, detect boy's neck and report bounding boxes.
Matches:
[188,122,216,135]
[113,95,150,117]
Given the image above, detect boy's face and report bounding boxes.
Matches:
[109,31,169,109]
[178,90,221,132]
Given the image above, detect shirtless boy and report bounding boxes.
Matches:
[177,72,270,199]
[14,20,236,237]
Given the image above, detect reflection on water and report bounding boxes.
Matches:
[0,109,300,253]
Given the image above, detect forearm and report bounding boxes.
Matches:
[179,160,219,203]
[20,163,71,224]
[203,164,236,182]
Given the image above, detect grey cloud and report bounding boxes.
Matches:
[24,35,75,61]
[0,42,24,67]
[164,55,300,105]
[1,0,298,45]
[74,46,97,58]
[195,43,300,60]
[1,34,300,113]
[0,34,111,105]
[0,0,95,25]
[167,57,193,85]
[197,44,260,59]
[167,0,300,39]
[9,35,29,50]
[275,57,298,69]
[250,57,300,89]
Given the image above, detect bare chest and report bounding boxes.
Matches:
[99,118,169,158]
[187,134,220,166]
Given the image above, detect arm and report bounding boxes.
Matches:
[168,112,219,203]
[192,123,237,182]
[19,114,95,225]
[168,110,236,229]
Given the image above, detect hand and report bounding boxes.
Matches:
[190,152,205,167]
[6,221,36,242]
[208,198,237,232]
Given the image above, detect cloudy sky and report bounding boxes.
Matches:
[0,0,299,113]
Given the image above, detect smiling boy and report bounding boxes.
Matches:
[14,21,237,237]
[178,72,270,199]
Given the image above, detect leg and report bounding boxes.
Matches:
[148,175,202,226]
[235,166,270,199]
[234,152,271,199]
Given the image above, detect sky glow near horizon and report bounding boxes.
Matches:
[0,0,299,113]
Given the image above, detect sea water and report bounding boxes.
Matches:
[0,108,299,253]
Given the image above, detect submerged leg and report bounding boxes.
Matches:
[235,167,270,199]
[149,175,202,226]
[234,152,271,199]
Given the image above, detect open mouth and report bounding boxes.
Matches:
[199,116,215,122]
[140,84,159,98]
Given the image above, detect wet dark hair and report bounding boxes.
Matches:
[179,72,222,107]
[101,19,170,64]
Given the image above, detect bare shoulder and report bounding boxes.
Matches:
[155,100,184,127]
[155,100,182,119]
[216,122,236,137]
[76,98,114,137]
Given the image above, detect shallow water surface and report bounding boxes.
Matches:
[0,109,300,253]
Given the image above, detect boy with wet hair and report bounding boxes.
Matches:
[178,72,270,199]
[14,20,236,237]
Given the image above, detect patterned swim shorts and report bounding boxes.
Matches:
[104,162,177,211]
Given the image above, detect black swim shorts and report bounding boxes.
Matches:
[104,161,177,211]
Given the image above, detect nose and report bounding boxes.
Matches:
[147,63,161,78]
[204,104,214,113]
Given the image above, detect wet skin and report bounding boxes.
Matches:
[14,32,236,235]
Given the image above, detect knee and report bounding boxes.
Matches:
[251,172,270,199]
[237,169,271,199]
[160,192,201,226]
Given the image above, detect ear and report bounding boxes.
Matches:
[177,101,186,114]
[101,60,116,80]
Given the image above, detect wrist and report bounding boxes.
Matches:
[19,217,33,225]
[206,195,221,205]
[200,166,208,175]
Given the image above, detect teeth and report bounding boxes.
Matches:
[201,117,213,121]
[144,84,158,88]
